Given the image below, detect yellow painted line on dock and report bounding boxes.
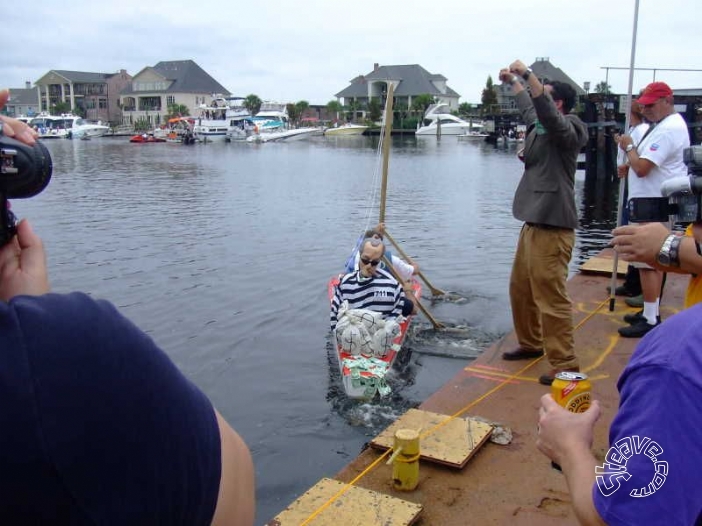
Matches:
[465,367,535,383]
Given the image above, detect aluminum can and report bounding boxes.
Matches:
[551,372,591,413]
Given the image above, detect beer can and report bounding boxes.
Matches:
[551,371,591,413]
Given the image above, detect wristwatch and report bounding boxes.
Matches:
[657,234,679,267]
[625,144,635,153]
[522,69,532,81]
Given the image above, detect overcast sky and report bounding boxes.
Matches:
[5,0,701,106]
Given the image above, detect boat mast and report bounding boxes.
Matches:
[379,83,395,224]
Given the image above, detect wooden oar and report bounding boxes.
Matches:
[383,230,446,297]
[382,255,445,330]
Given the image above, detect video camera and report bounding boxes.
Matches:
[0,122,53,245]
[628,145,702,223]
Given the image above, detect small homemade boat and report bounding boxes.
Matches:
[129,134,166,143]
[329,275,421,399]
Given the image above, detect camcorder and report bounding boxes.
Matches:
[0,122,53,245]
[628,145,702,223]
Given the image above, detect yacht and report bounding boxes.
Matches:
[192,95,251,142]
[415,104,483,136]
[324,123,368,136]
[29,113,110,139]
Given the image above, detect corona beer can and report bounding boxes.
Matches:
[551,372,591,413]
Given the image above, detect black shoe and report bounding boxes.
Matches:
[618,319,660,338]
[606,285,640,297]
[623,310,661,325]
[502,347,544,361]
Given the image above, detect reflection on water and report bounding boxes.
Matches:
[17,136,617,522]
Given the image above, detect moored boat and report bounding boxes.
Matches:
[192,95,251,142]
[29,113,110,139]
[129,133,166,143]
[246,127,319,143]
[415,103,483,136]
[324,123,368,136]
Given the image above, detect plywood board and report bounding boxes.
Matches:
[580,256,627,276]
[370,408,493,468]
[267,477,422,526]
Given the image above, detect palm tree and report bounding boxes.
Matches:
[244,94,262,115]
[326,100,343,122]
[166,103,190,119]
[481,76,498,115]
[295,100,309,125]
[411,94,434,119]
[594,81,612,94]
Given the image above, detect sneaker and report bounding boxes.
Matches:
[623,310,661,325]
[618,319,660,338]
[538,367,580,386]
[625,294,644,308]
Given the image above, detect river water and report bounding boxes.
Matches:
[18,135,616,523]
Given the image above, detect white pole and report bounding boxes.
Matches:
[609,0,640,311]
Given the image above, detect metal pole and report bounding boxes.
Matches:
[609,0,640,311]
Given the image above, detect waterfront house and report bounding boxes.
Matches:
[119,60,229,129]
[34,69,132,125]
[4,83,40,118]
[335,63,461,119]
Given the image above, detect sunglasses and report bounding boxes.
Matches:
[360,257,381,267]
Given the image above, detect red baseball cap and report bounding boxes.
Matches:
[637,82,673,105]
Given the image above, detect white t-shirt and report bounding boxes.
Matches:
[630,113,690,199]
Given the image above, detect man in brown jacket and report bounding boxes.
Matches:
[498,60,588,386]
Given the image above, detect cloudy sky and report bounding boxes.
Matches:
[5,0,701,106]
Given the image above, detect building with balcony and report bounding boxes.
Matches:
[335,63,460,117]
[119,60,229,128]
[33,69,132,124]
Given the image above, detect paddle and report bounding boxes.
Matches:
[382,255,445,330]
[383,230,446,297]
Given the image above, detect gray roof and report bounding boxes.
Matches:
[47,70,112,83]
[8,88,38,106]
[336,64,459,98]
[122,60,230,95]
[530,59,586,95]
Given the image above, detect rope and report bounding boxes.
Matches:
[300,296,613,524]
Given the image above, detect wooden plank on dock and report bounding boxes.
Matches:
[370,408,493,469]
[580,255,627,276]
[267,477,423,526]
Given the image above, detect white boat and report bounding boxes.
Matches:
[415,103,483,136]
[29,113,110,139]
[251,101,289,133]
[324,123,368,136]
[457,131,490,140]
[246,127,319,143]
[193,95,251,142]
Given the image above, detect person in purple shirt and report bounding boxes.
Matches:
[536,303,702,525]
[0,99,255,525]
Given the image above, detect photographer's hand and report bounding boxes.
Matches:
[0,219,50,301]
[611,223,668,265]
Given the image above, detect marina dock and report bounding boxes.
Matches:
[270,250,689,525]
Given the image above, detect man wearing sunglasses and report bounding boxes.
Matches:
[614,81,690,338]
[330,238,408,331]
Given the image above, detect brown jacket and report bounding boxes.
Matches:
[512,90,588,229]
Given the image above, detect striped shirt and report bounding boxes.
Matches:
[330,268,405,330]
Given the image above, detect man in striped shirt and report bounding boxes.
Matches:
[331,237,406,331]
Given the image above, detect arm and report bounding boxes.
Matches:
[499,66,536,125]
[537,395,606,525]
[211,410,255,526]
[612,223,702,274]
[617,133,656,177]
[330,282,342,330]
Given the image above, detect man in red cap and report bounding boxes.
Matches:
[615,81,690,338]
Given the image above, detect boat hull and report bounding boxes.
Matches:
[416,124,475,136]
[328,275,421,400]
[325,125,367,136]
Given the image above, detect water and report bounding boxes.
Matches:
[16,135,617,523]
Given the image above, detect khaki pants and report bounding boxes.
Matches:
[509,224,579,370]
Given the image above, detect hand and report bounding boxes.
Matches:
[0,219,50,301]
[498,68,515,84]
[0,89,38,146]
[617,134,633,151]
[617,165,628,178]
[536,394,601,465]
[611,223,669,264]
[509,60,528,77]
